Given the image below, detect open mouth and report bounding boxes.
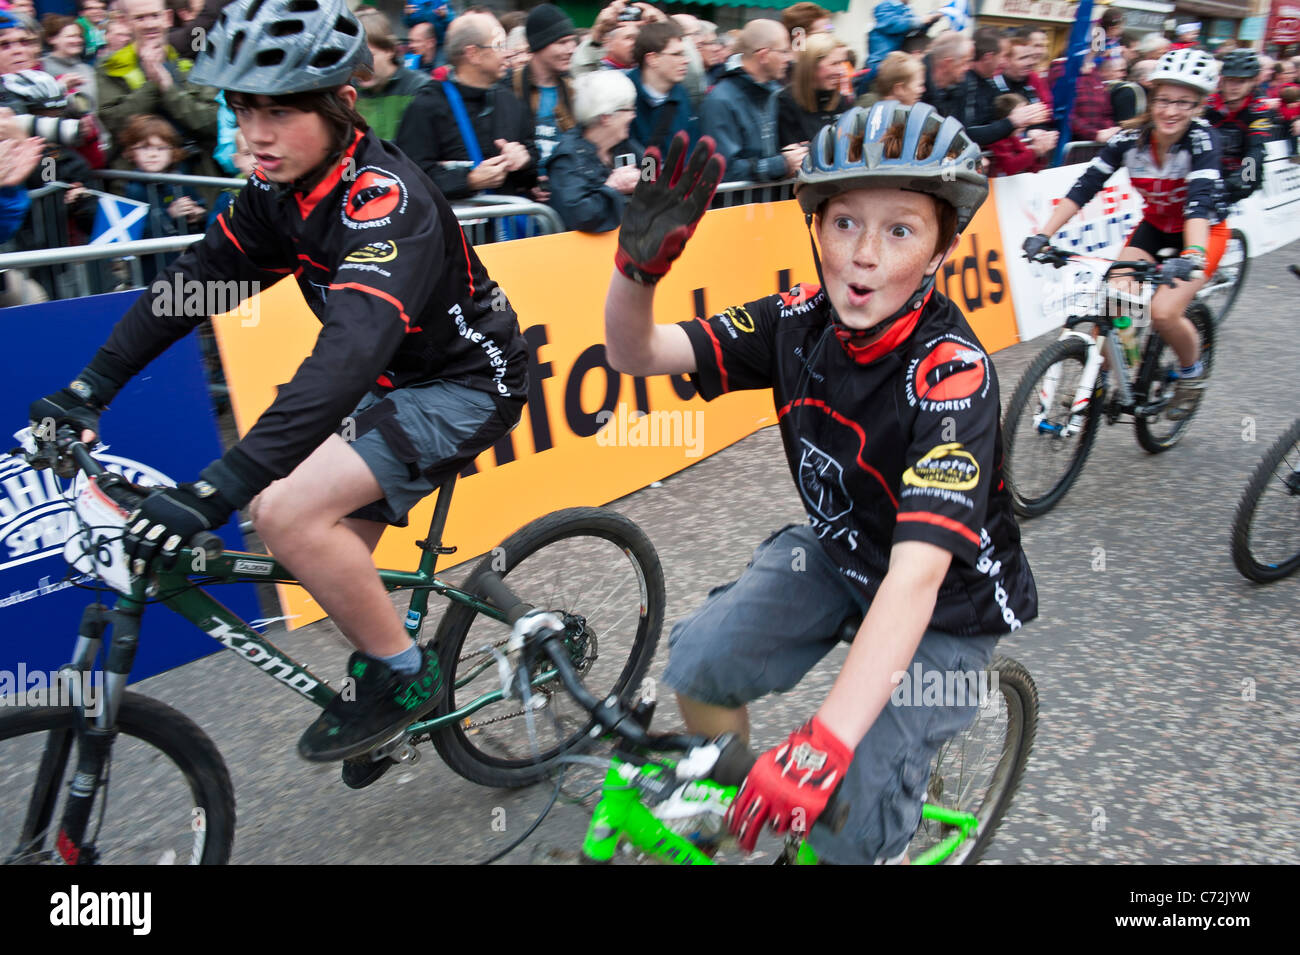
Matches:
[847,283,873,307]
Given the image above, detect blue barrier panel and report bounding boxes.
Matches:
[1,291,263,685]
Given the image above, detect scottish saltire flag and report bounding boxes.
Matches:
[937,0,970,32]
[1052,0,1095,167]
[89,193,149,245]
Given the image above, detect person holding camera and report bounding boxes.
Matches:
[547,69,643,232]
[572,1,663,77]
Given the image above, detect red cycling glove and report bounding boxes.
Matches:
[727,716,853,853]
[614,131,726,285]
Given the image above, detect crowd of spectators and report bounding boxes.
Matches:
[4,0,1300,304]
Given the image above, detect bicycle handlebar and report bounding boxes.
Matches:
[1028,244,1195,286]
[19,424,226,562]
[480,569,848,833]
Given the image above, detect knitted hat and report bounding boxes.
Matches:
[526,3,576,53]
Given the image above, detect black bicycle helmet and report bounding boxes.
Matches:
[1220,49,1261,79]
[189,0,372,95]
[796,102,988,232]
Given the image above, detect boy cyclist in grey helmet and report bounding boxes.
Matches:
[26,0,528,774]
[605,105,1037,863]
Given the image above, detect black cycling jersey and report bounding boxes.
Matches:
[679,284,1038,637]
[1204,93,1272,203]
[96,128,528,484]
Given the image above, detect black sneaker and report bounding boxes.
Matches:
[299,645,444,762]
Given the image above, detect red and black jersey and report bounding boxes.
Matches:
[1065,119,1226,233]
[1204,93,1272,202]
[679,284,1038,637]
[97,129,528,482]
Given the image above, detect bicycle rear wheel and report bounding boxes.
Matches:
[1197,228,1248,324]
[905,656,1038,865]
[1002,336,1102,518]
[1134,302,1214,453]
[430,507,665,789]
[0,692,235,864]
[1231,416,1300,582]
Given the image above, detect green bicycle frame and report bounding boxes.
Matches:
[580,754,980,865]
[102,527,514,735]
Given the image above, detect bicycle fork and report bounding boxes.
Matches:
[22,600,141,865]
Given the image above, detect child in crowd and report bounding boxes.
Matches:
[987,93,1039,178]
[118,114,205,283]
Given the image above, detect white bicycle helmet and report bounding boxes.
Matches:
[1148,48,1220,96]
[1,70,68,111]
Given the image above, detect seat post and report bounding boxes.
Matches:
[415,474,459,577]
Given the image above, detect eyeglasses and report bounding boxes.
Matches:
[1152,97,1199,111]
[472,41,507,53]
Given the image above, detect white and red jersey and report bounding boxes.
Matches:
[1065,120,1226,233]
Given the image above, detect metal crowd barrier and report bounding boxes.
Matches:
[0,171,568,302]
[1060,141,1104,166]
[713,178,797,207]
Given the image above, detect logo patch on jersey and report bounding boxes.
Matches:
[903,443,980,491]
[342,166,408,229]
[914,341,987,404]
[344,240,398,264]
[724,305,754,333]
[797,438,852,522]
[1249,118,1272,131]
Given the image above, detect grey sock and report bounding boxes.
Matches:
[376,643,422,675]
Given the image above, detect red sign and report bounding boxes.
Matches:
[1268,0,1300,45]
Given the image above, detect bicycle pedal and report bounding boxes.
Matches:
[341,755,396,790]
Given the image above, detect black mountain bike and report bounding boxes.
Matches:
[1231,415,1300,582]
[1003,247,1214,518]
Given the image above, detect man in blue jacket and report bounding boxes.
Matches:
[867,1,942,71]
[699,18,804,183]
[628,20,697,155]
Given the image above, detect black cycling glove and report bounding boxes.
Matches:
[28,348,135,445]
[1162,255,1200,284]
[1022,233,1050,261]
[615,132,726,285]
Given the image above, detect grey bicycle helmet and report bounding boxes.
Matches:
[2,70,68,112]
[189,0,372,95]
[796,102,988,232]
[1220,49,1261,79]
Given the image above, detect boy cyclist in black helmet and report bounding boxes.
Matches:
[605,104,1037,863]
[27,0,528,770]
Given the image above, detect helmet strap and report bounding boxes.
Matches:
[804,212,939,366]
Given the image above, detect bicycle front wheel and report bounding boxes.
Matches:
[430,507,665,788]
[1002,336,1102,518]
[1231,416,1300,582]
[1134,302,1214,453]
[906,656,1039,865]
[1197,228,1248,324]
[0,692,235,864]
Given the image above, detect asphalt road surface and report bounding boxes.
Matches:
[27,244,1300,865]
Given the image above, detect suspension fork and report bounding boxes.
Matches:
[54,597,144,865]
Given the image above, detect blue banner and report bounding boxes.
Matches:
[1052,0,1096,168]
[1,291,263,688]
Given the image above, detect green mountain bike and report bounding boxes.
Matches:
[0,427,665,864]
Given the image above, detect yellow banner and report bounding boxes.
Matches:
[213,199,1017,629]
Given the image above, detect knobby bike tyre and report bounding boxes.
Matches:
[1134,301,1214,453]
[906,656,1039,865]
[0,692,235,864]
[1197,228,1248,325]
[430,507,665,789]
[1230,415,1300,583]
[1002,335,1102,518]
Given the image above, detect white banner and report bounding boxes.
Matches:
[992,143,1300,342]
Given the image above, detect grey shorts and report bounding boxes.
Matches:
[344,380,521,527]
[662,524,998,864]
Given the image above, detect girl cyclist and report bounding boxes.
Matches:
[1023,48,1228,415]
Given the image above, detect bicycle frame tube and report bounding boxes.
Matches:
[582,759,725,864]
[912,803,979,865]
